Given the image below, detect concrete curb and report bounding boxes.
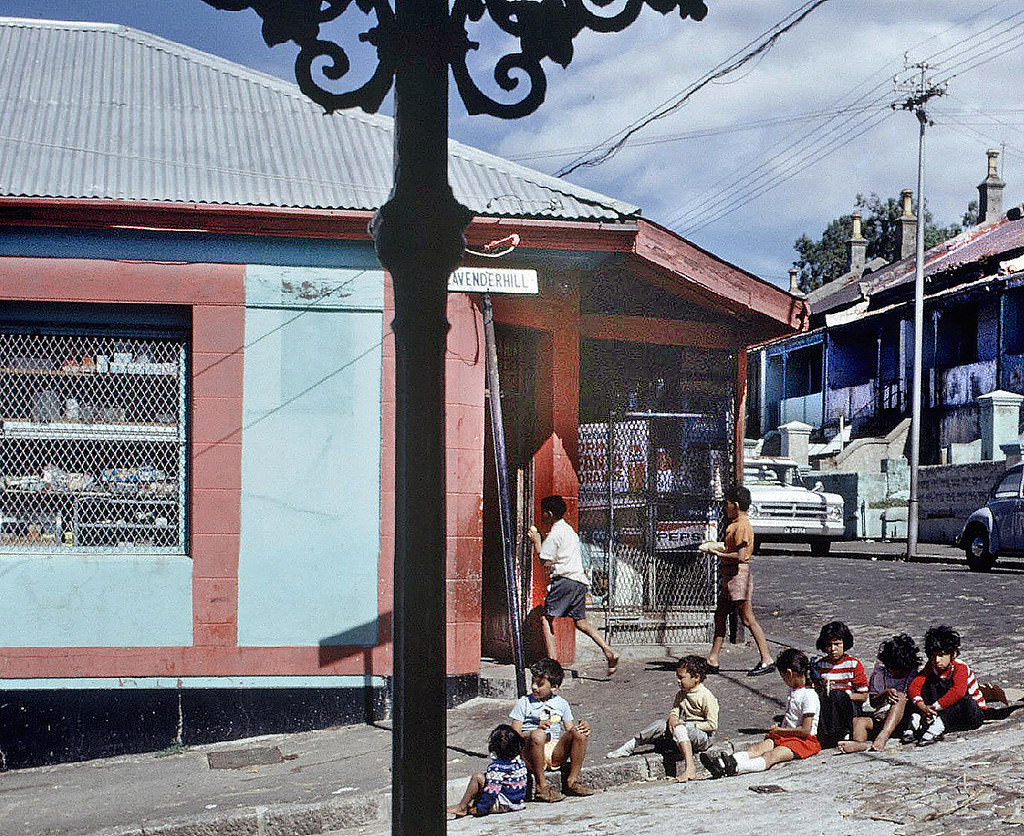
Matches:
[84,753,671,836]
[91,794,388,836]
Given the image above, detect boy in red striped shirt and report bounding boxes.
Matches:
[905,624,985,746]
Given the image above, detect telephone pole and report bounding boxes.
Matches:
[894,61,946,561]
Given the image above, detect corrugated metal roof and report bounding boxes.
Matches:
[863,214,1024,296]
[0,17,638,222]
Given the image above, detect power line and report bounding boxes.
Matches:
[662,5,1019,240]
[506,106,879,163]
[667,82,896,229]
[554,0,836,177]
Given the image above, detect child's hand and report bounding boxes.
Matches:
[576,720,591,737]
[883,688,899,704]
[538,717,552,730]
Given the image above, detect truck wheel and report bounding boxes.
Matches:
[964,526,996,572]
[809,538,831,556]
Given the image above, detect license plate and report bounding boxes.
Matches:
[784,526,802,534]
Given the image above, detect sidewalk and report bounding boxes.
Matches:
[4,639,1023,836]
[0,647,793,836]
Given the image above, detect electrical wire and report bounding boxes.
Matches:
[660,4,1024,239]
[553,0,836,177]
[507,106,879,163]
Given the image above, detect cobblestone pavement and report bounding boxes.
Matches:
[754,551,1024,685]
[331,722,1024,836]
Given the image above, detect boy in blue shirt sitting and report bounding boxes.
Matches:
[510,658,595,802]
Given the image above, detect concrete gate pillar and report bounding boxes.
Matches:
[979,390,1024,460]
[779,420,813,468]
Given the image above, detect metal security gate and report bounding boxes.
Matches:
[579,409,732,646]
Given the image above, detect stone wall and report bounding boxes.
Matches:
[917,460,1006,543]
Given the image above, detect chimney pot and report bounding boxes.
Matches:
[978,148,1006,224]
[900,189,914,218]
[846,211,866,275]
[789,267,800,295]
[898,188,917,261]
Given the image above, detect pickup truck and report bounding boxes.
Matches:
[744,457,844,555]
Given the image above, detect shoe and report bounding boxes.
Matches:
[533,784,564,802]
[700,751,726,779]
[606,738,637,759]
[902,713,922,744]
[747,661,775,677]
[722,753,738,776]
[917,716,945,747]
[565,781,597,796]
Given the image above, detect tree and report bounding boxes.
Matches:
[793,193,972,293]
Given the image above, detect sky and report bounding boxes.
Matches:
[3,0,1023,287]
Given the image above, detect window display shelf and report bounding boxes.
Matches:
[0,420,178,442]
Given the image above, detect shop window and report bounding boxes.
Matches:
[0,327,187,553]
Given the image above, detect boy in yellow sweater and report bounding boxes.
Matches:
[605,655,719,782]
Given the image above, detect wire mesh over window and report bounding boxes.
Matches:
[0,330,186,553]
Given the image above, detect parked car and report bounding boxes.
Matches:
[960,462,1024,572]
[743,457,845,555]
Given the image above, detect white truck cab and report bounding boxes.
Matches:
[743,457,844,555]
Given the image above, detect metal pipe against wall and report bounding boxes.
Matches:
[481,293,527,698]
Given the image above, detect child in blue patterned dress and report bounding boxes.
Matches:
[447,724,528,818]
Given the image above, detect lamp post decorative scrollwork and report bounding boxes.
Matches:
[204,0,706,116]
[199,1,707,833]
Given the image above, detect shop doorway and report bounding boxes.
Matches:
[481,324,538,662]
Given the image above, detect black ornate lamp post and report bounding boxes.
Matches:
[200,1,708,832]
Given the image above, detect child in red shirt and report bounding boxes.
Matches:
[905,625,985,746]
[810,620,869,747]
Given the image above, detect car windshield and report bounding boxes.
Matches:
[744,463,798,486]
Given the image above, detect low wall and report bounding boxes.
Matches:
[917,460,1006,543]
[808,471,887,539]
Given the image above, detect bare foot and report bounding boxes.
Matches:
[607,652,620,677]
[446,805,468,818]
[674,769,697,783]
[836,740,870,754]
[870,740,888,752]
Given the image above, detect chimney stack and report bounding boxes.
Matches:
[897,188,917,261]
[978,148,1005,224]
[846,211,866,276]
[789,267,800,295]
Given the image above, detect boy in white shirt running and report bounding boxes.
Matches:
[528,494,619,676]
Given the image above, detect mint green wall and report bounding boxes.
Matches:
[0,555,192,646]
[238,266,384,647]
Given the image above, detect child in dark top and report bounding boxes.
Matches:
[810,620,869,747]
[905,625,986,746]
[447,724,528,818]
[838,633,921,753]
